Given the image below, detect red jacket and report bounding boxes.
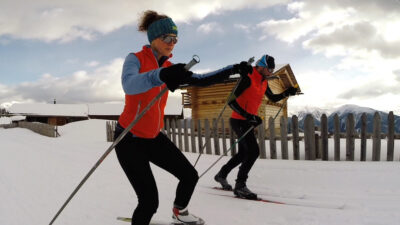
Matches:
[231,68,268,120]
[118,46,171,138]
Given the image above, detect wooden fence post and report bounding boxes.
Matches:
[258,120,266,159]
[334,114,340,161]
[177,119,183,150]
[197,119,203,154]
[204,119,212,154]
[321,114,328,160]
[171,119,177,145]
[166,119,171,139]
[360,113,367,161]
[221,119,227,156]
[315,133,320,159]
[346,113,355,161]
[190,119,197,153]
[229,121,237,156]
[280,116,288,159]
[106,121,112,142]
[304,114,316,160]
[291,115,300,160]
[161,121,166,134]
[268,117,277,159]
[213,118,220,155]
[387,111,395,161]
[184,119,189,152]
[372,112,381,161]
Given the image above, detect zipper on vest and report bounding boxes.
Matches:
[132,101,142,127]
[156,86,162,134]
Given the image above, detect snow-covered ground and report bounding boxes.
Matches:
[1,119,400,225]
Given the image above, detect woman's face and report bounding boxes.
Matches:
[151,34,177,59]
[258,66,274,78]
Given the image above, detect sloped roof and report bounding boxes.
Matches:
[8,97,183,117]
[9,103,88,117]
[87,103,124,116]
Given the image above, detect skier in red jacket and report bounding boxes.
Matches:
[214,55,298,200]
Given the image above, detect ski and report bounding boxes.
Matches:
[211,186,306,199]
[116,216,204,225]
[117,216,174,225]
[208,187,345,210]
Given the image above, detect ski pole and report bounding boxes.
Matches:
[198,87,298,179]
[193,57,254,167]
[48,55,200,225]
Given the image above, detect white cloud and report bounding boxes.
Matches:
[85,61,100,67]
[197,22,223,34]
[260,0,400,59]
[0,59,125,105]
[289,66,400,114]
[234,24,252,34]
[256,0,400,113]
[0,0,288,43]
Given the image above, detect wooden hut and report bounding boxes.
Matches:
[181,64,301,133]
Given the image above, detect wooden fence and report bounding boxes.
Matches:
[17,121,57,137]
[106,111,400,161]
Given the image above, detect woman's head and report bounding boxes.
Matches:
[138,10,178,58]
[256,54,275,77]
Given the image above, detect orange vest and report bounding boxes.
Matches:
[118,46,171,138]
[231,68,268,120]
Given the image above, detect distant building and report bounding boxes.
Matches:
[8,97,183,126]
[8,103,88,125]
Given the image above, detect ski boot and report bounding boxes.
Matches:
[214,171,232,191]
[172,206,205,225]
[233,182,258,200]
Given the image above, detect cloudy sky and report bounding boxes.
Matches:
[1,0,400,114]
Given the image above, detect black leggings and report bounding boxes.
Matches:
[220,118,260,184]
[114,127,198,225]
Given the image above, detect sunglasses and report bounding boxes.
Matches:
[160,35,178,44]
[267,68,274,73]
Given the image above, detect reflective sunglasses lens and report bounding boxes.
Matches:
[162,35,177,44]
[268,68,274,73]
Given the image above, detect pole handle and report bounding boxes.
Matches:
[184,55,200,71]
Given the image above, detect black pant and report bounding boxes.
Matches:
[114,126,198,225]
[219,118,260,184]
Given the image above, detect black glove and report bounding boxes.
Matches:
[159,63,193,92]
[233,61,253,77]
[284,86,298,97]
[246,115,262,127]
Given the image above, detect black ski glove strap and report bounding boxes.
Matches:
[246,115,262,127]
[159,63,193,92]
[283,86,298,97]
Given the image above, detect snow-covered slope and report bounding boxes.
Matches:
[1,120,400,225]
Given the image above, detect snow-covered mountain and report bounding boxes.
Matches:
[291,104,400,133]
[294,106,329,122]
[290,106,329,129]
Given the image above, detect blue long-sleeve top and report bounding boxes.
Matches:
[121,52,234,95]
